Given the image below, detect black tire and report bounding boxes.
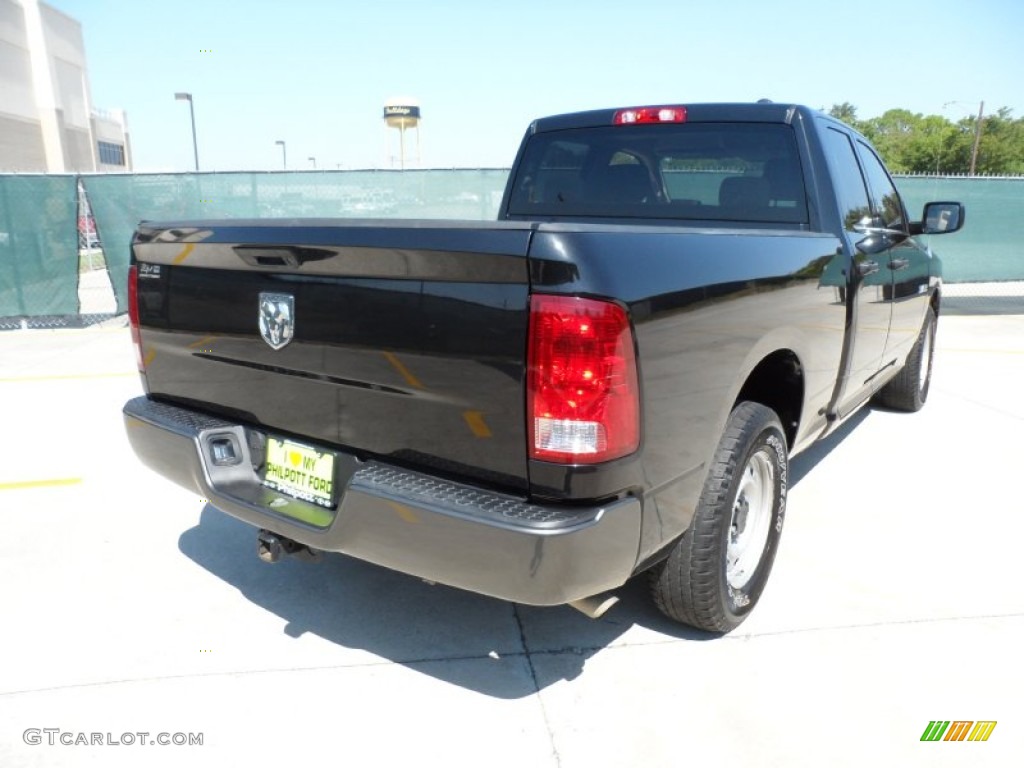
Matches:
[873,306,936,412]
[650,401,788,633]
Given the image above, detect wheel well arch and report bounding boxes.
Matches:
[733,350,803,449]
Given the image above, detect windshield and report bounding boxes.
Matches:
[507,123,808,226]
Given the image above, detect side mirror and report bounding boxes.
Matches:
[914,201,965,235]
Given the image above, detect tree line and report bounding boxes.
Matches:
[828,103,1024,175]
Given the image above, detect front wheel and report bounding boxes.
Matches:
[650,401,788,633]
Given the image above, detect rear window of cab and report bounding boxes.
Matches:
[507,123,808,226]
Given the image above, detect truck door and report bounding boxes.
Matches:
[820,127,893,411]
[855,141,933,369]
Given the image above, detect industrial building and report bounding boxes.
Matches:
[0,0,131,172]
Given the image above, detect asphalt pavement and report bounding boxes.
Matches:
[1,297,1022,767]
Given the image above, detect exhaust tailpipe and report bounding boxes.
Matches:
[567,594,620,619]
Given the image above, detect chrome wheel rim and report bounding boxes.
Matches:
[727,449,775,589]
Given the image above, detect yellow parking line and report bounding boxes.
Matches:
[386,501,420,524]
[0,372,135,383]
[0,477,82,491]
[383,351,424,389]
[187,335,217,349]
[463,410,493,438]
[172,243,196,265]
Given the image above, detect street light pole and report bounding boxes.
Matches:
[275,140,287,170]
[174,92,199,171]
[308,156,317,169]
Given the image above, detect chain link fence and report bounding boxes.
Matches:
[1,170,1021,328]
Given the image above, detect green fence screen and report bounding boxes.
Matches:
[82,170,510,314]
[1,171,1021,321]
[896,177,1024,282]
[0,175,79,318]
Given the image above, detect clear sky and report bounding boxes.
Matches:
[46,0,1024,173]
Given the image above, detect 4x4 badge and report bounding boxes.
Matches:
[258,292,294,350]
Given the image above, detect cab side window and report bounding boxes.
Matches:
[857,142,907,232]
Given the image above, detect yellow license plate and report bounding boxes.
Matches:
[261,438,337,509]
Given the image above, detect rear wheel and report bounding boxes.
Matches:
[650,401,788,633]
[874,306,936,412]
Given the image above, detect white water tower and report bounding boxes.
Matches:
[383,97,421,169]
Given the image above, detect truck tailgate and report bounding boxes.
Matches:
[133,220,534,491]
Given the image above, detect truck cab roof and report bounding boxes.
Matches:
[529,102,817,134]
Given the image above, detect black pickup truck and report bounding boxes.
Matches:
[123,102,963,632]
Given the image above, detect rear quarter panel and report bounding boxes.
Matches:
[528,225,846,561]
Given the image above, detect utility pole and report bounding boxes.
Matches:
[969,101,984,176]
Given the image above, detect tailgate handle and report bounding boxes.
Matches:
[233,245,334,268]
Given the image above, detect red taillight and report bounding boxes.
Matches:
[128,264,145,372]
[527,295,640,464]
[613,106,687,125]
